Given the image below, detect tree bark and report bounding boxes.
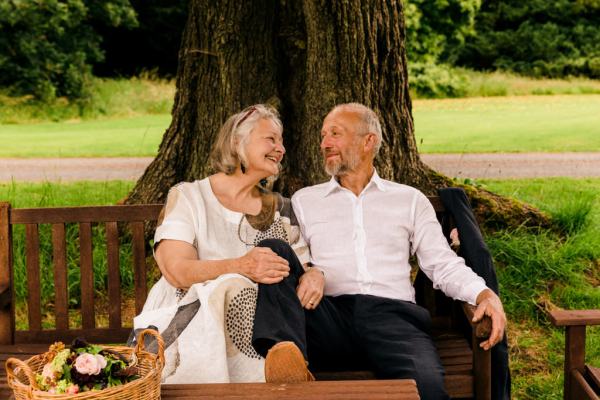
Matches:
[126,0,549,230]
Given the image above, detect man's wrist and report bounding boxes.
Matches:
[475,288,494,304]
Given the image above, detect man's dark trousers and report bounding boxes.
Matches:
[252,239,450,400]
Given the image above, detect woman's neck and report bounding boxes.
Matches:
[209,170,264,215]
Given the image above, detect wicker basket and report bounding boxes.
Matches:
[5,329,164,400]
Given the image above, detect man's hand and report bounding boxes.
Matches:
[237,247,290,284]
[474,289,506,350]
[296,267,325,310]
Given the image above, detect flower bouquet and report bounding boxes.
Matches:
[5,328,164,400]
[35,339,138,394]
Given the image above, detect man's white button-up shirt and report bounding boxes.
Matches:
[291,170,488,305]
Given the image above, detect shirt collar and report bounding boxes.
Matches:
[323,169,386,197]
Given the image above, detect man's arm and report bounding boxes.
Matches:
[411,192,507,349]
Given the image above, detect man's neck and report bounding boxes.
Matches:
[338,165,375,196]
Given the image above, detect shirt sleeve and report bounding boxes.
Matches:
[290,194,311,266]
[154,185,197,248]
[410,191,488,305]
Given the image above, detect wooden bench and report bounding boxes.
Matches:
[549,309,600,400]
[0,198,492,399]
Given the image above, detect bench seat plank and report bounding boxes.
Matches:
[161,380,420,399]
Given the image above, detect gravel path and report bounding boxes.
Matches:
[1,153,599,182]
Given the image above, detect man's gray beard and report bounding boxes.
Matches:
[324,151,360,177]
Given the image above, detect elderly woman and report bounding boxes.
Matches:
[132,105,323,384]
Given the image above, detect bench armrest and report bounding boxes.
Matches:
[461,302,492,339]
[548,310,600,327]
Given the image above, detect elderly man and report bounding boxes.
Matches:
[252,103,506,400]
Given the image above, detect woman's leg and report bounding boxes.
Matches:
[252,239,308,358]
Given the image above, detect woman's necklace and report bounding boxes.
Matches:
[237,190,280,245]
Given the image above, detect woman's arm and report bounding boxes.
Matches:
[155,239,290,288]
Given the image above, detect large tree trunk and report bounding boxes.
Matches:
[126,0,549,229]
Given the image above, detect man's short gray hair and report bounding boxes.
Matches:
[210,104,282,174]
[330,103,383,154]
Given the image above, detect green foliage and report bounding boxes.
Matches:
[454,0,600,78]
[0,0,137,101]
[404,0,481,63]
[408,63,469,98]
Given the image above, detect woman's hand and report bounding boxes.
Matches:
[297,268,325,310]
[237,247,290,284]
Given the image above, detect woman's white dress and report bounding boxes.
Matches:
[132,178,309,383]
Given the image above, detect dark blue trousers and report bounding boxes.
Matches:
[252,239,449,400]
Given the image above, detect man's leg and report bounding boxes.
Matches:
[355,295,450,400]
[305,295,367,372]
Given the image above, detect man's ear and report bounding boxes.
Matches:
[363,133,376,152]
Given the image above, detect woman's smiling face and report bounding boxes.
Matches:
[242,118,285,177]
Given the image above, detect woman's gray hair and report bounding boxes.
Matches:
[330,103,383,154]
[210,104,283,174]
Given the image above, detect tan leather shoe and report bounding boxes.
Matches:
[265,341,315,383]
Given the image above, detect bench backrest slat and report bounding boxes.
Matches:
[25,224,42,332]
[0,202,13,344]
[131,221,148,315]
[79,222,95,330]
[106,221,122,329]
[52,223,69,330]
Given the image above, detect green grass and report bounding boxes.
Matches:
[0,180,134,207]
[457,69,600,98]
[414,95,600,153]
[0,115,169,157]
[480,178,600,399]
[0,74,175,124]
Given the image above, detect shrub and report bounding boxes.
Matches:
[0,0,137,101]
[408,63,469,98]
[454,0,600,79]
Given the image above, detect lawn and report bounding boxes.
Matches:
[0,115,169,157]
[1,94,600,157]
[413,94,600,153]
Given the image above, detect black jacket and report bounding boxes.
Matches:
[438,187,511,400]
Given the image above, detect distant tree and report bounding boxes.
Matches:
[404,0,481,63]
[127,0,548,230]
[454,0,600,78]
[0,0,137,101]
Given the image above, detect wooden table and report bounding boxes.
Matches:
[161,380,420,399]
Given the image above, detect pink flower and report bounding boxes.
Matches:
[95,354,107,370]
[41,363,58,383]
[74,353,106,375]
[66,384,79,395]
